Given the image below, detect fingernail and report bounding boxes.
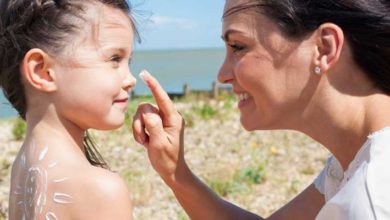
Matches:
[144,104,153,113]
[139,69,151,84]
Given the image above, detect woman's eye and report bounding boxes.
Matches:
[228,44,245,53]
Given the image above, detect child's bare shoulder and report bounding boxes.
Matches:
[57,164,133,219]
[84,165,131,200]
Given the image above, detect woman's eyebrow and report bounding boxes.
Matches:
[221,29,245,42]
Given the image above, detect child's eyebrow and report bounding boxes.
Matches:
[102,46,131,56]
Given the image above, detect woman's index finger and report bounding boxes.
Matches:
[139,70,175,116]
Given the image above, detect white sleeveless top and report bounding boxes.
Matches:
[314,128,390,220]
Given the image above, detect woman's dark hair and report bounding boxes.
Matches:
[224,0,390,94]
[0,0,140,169]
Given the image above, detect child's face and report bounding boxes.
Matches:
[53,5,136,130]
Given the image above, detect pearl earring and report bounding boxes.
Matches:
[314,66,321,75]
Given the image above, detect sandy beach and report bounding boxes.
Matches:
[0,94,329,220]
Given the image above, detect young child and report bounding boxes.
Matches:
[0,0,138,219]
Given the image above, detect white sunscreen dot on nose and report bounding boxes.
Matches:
[139,69,151,84]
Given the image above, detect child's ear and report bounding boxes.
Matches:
[22,48,57,92]
[313,23,345,74]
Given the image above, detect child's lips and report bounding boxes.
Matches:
[113,98,129,111]
[113,98,128,103]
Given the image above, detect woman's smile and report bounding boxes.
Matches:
[236,92,253,109]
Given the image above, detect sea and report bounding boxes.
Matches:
[0,48,226,118]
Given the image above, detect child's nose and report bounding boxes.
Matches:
[122,73,136,92]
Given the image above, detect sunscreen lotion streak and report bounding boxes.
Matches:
[15,142,73,219]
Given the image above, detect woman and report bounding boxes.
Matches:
[133,0,390,219]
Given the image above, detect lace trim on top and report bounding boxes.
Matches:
[314,127,390,200]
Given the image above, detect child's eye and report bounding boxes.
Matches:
[109,54,123,63]
[228,43,245,53]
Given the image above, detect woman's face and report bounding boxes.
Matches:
[53,4,136,130]
[219,0,317,131]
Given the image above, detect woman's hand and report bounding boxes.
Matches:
[132,70,187,185]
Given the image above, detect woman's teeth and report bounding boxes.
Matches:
[238,93,250,101]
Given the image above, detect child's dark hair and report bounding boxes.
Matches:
[0,0,140,169]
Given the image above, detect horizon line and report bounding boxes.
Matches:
[134,46,224,52]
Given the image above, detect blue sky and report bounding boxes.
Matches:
[132,0,226,50]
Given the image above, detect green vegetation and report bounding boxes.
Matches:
[181,112,195,128]
[126,92,236,128]
[300,166,315,175]
[207,163,266,197]
[193,104,218,120]
[288,179,303,194]
[177,210,190,220]
[236,164,266,186]
[12,118,26,141]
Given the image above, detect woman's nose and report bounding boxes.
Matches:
[217,57,234,84]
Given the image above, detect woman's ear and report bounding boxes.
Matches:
[314,23,344,74]
[22,48,57,92]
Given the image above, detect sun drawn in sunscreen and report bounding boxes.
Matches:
[14,142,73,220]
